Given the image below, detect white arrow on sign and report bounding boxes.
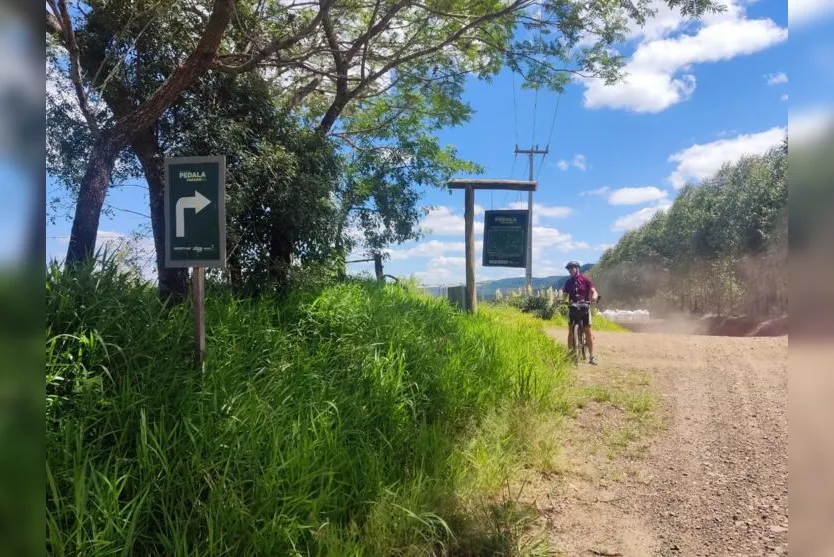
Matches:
[175,191,212,237]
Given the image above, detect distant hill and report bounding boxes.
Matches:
[421,263,595,299]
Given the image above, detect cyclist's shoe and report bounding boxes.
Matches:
[588,355,598,366]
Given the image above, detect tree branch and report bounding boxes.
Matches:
[113,0,235,144]
[46,11,62,35]
[345,0,411,62]
[106,205,152,219]
[364,0,529,85]
[56,0,99,133]
[212,0,332,74]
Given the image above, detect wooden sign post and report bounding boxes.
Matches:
[447,179,538,313]
[164,156,227,365]
[192,267,206,362]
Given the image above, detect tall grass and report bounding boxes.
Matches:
[46,260,575,556]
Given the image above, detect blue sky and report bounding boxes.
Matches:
[41,0,832,286]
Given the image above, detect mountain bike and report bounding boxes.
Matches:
[564,298,599,364]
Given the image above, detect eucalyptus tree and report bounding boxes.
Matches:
[591,142,788,317]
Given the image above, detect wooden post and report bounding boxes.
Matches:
[464,185,476,313]
[192,267,206,364]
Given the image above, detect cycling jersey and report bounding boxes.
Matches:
[563,274,595,302]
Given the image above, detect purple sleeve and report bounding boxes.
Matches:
[586,277,596,291]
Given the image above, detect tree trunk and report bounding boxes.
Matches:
[63,0,235,266]
[65,129,122,264]
[269,222,294,289]
[227,247,243,294]
[317,97,348,134]
[132,127,189,303]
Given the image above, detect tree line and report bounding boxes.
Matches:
[589,138,787,319]
[46,0,724,302]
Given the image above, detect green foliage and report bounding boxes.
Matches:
[169,73,345,292]
[496,287,558,320]
[49,0,724,288]
[46,257,574,555]
[590,142,788,317]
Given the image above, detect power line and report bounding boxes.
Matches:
[531,86,538,146]
[511,68,519,146]
[537,90,563,179]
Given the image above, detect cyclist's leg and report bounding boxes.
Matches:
[566,317,575,351]
[584,309,596,364]
[567,308,578,359]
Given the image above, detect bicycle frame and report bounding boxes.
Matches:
[565,299,595,363]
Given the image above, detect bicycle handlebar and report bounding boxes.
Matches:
[563,297,600,307]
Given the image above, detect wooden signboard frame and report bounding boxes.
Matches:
[447,179,538,313]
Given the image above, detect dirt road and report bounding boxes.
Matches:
[538,329,788,556]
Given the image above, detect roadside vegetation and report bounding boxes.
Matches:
[47,258,584,556]
[492,287,625,332]
[590,142,787,319]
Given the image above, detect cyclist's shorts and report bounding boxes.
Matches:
[569,306,592,328]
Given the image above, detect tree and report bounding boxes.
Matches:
[591,140,788,318]
[47,0,724,288]
[46,0,328,270]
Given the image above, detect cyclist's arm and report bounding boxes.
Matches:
[586,278,599,303]
[590,286,599,302]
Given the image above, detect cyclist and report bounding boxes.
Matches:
[562,261,600,365]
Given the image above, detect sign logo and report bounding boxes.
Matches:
[164,156,226,268]
[179,170,207,181]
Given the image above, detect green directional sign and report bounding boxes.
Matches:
[482,210,528,268]
[164,156,226,268]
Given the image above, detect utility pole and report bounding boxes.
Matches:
[514,144,549,290]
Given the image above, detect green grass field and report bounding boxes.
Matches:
[46,261,580,556]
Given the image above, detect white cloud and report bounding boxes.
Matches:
[790,105,834,146]
[418,206,483,236]
[474,204,485,215]
[623,0,690,42]
[611,202,673,232]
[765,72,788,85]
[553,155,587,172]
[667,126,786,188]
[386,240,464,260]
[412,256,466,286]
[584,71,697,114]
[607,186,669,205]
[581,186,611,197]
[789,0,834,28]
[505,201,573,219]
[582,1,787,113]
[781,94,788,101]
[532,226,589,252]
[431,255,466,268]
[409,224,588,286]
